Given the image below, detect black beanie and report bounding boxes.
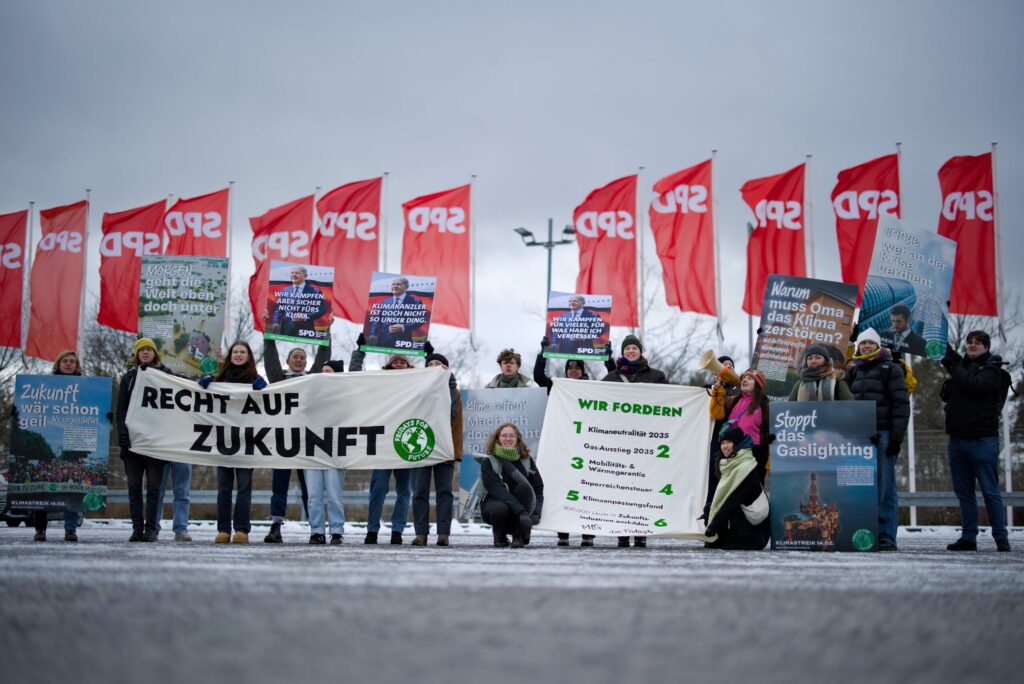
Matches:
[621,334,643,355]
[719,424,746,447]
[425,352,449,367]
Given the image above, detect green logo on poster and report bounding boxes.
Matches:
[199,356,218,375]
[925,340,945,360]
[82,492,104,512]
[393,419,435,462]
[48,483,58,492]
[852,528,876,551]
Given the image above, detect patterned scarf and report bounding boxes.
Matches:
[796,364,835,401]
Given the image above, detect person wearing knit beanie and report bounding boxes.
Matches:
[621,334,643,355]
[855,327,882,355]
[384,354,411,370]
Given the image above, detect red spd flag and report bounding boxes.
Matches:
[248,196,314,332]
[312,178,381,324]
[401,185,470,329]
[0,210,28,348]
[98,200,165,332]
[832,154,900,303]
[25,200,88,360]
[740,164,806,315]
[937,153,996,315]
[649,160,715,316]
[163,187,229,257]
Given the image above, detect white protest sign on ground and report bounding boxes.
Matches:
[126,367,453,469]
[536,378,712,538]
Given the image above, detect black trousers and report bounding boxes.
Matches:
[481,499,531,539]
[122,449,165,532]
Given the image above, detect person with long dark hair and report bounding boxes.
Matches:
[476,423,544,548]
[710,368,770,484]
[198,340,267,544]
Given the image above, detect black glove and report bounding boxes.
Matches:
[518,511,533,529]
[849,325,859,342]
[10,405,18,418]
[105,411,113,422]
[530,512,541,526]
[604,358,617,373]
[540,336,549,349]
[885,440,902,457]
[356,333,366,347]
[138,364,148,371]
[941,344,961,370]
[424,340,434,356]
[766,433,777,444]
[869,433,880,445]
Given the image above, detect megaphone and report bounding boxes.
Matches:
[698,350,741,386]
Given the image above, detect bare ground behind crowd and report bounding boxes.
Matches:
[1,522,1022,684]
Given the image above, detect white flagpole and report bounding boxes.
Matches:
[77,189,91,354]
[469,173,477,354]
[805,154,816,278]
[637,165,645,340]
[381,171,389,272]
[22,201,35,351]
[712,150,723,340]
[225,180,235,352]
[992,142,1012,522]
[896,141,917,526]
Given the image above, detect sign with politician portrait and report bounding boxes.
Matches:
[264,260,334,346]
[361,271,435,356]
[543,291,612,361]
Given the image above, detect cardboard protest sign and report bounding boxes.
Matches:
[138,255,227,378]
[535,379,711,538]
[264,261,334,346]
[360,271,435,356]
[10,375,113,513]
[770,401,878,552]
[753,275,857,399]
[542,291,612,361]
[857,217,957,359]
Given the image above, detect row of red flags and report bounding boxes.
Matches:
[0,152,998,361]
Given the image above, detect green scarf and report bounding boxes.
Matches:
[497,373,523,388]
[493,444,521,462]
[707,447,757,533]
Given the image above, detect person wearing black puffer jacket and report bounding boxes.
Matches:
[116,338,175,543]
[844,327,909,551]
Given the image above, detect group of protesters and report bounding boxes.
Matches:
[25,323,1012,554]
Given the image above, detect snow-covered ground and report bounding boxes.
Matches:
[2,522,1021,684]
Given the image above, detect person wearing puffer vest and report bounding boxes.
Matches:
[787,343,854,401]
[844,327,910,551]
[702,425,770,550]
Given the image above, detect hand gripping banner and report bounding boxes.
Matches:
[536,378,712,538]
[126,367,454,469]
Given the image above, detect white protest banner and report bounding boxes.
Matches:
[536,378,712,538]
[126,367,454,469]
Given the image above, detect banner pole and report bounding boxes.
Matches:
[991,142,1012,523]
[637,165,645,340]
[470,174,477,353]
[225,180,234,352]
[747,223,754,362]
[805,154,815,278]
[712,150,723,340]
[77,189,92,355]
[21,201,35,352]
[895,142,917,526]
[381,171,389,272]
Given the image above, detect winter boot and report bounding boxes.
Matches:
[330,534,343,545]
[996,539,1011,552]
[581,535,595,547]
[129,527,145,542]
[411,535,428,546]
[557,533,570,547]
[264,521,283,543]
[64,530,78,542]
[617,536,630,548]
[390,530,403,545]
[947,538,977,551]
[231,531,249,544]
[363,531,378,544]
[633,536,647,548]
[436,534,450,546]
[143,530,159,542]
[510,536,524,549]
[33,530,46,542]
[308,533,326,545]
[493,529,510,547]
[214,532,230,543]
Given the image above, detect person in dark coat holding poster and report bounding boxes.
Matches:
[367,276,428,349]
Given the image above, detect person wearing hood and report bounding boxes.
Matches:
[485,348,533,388]
[701,424,770,550]
[787,343,854,401]
[844,327,910,551]
[351,334,415,544]
[603,335,667,548]
[116,339,176,542]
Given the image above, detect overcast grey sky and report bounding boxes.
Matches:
[2,1,1020,379]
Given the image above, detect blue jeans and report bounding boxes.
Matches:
[306,469,346,535]
[156,462,192,534]
[948,436,1007,541]
[367,469,412,533]
[269,469,309,522]
[876,431,898,545]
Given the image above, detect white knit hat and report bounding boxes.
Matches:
[855,327,882,350]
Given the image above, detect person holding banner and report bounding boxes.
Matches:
[31,350,87,542]
[351,335,414,545]
[477,423,544,548]
[485,349,534,388]
[844,328,909,552]
[702,425,770,550]
[709,368,770,486]
[261,334,333,544]
[410,343,461,547]
[603,335,667,548]
[786,344,854,401]
[198,341,268,544]
[117,339,174,542]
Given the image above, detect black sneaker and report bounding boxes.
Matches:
[143,530,159,542]
[129,530,144,542]
[64,530,78,542]
[264,521,283,543]
[996,539,1011,552]
[330,534,343,545]
[390,531,403,545]
[581,535,595,547]
[947,538,977,551]
[363,531,378,545]
[633,537,647,548]
[510,536,524,548]
[878,539,898,551]
[617,537,630,548]
[557,533,570,547]
[308,533,326,545]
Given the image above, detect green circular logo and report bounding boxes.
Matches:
[925,340,945,360]
[82,492,104,512]
[852,528,876,551]
[200,356,218,375]
[392,419,436,462]
[48,483,58,492]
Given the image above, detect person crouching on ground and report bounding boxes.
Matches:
[702,425,770,550]
[477,423,544,548]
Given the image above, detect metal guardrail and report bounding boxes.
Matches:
[898,491,1024,507]
[104,489,426,505]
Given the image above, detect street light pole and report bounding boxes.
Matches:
[513,219,576,299]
